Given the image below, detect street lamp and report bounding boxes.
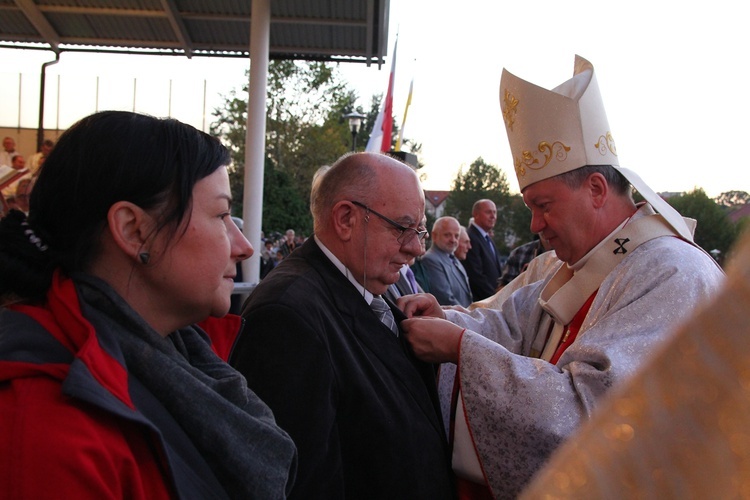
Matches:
[344,111,366,152]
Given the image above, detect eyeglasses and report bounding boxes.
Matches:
[351,201,428,245]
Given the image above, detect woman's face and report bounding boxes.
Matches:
[148,166,252,327]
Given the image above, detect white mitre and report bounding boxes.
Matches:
[500,55,694,242]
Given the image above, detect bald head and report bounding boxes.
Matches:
[311,152,420,234]
[311,152,425,295]
[472,199,497,232]
[431,216,461,254]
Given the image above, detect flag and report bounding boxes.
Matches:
[395,76,413,152]
[366,38,397,153]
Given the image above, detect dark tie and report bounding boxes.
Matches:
[405,266,419,294]
[485,234,496,256]
[371,295,398,336]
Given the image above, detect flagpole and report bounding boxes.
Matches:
[395,76,413,152]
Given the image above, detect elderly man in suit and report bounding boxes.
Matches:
[421,216,473,307]
[463,199,504,300]
[230,152,453,500]
[455,225,472,261]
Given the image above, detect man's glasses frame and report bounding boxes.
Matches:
[350,200,428,245]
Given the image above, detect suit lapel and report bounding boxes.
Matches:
[473,224,502,272]
[304,239,445,439]
[444,252,471,297]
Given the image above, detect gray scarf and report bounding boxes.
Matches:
[74,274,297,499]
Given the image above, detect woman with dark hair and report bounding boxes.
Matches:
[0,111,296,498]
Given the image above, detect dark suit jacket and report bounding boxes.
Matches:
[230,238,454,500]
[420,247,473,307]
[384,267,423,303]
[463,223,504,300]
[410,258,431,294]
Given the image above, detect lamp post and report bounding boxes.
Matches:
[344,111,366,152]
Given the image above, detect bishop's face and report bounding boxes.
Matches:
[523,176,599,265]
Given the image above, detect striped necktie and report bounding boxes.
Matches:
[371,295,399,336]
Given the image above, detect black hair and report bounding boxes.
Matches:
[0,111,230,303]
[556,165,632,198]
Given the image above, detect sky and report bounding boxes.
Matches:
[1,0,748,198]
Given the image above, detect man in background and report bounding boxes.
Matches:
[0,136,17,168]
[455,225,472,261]
[278,229,297,258]
[28,139,54,175]
[463,199,504,300]
[499,234,550,286]
[421,216,473,307]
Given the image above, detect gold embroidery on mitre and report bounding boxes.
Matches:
[502,90,519,132]
[594,132,618,157]
[514,141,570,178]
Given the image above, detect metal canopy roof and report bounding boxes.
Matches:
[0,0,389,65]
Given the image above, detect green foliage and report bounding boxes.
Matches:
[444,157,510,222]
[210,60,413,237]
[444,157,521,253]
[211,61,355,235]
[505,195,534,247]
[261,158,313,235]
[666,188,737,257]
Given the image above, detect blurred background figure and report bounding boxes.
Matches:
[278,228,297,258]
[421,216,473,307]
[499,234,551,287]
[463,199,504,300]
[0,136,17,167]
[28,139,55,175]
[455,225,472,261]
[410,221,431,293]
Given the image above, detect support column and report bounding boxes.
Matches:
[241,0,270,286]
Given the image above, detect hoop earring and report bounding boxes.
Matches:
[138,252,150,265]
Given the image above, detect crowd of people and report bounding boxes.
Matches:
[0,137,54,218]
[0,54,746,499]
[259,228,308,279]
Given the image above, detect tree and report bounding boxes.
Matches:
[260,158,313,236]
[666,188,737,258]
[505,194,534,247]
[443,157,519,253]
[211,60,415,237]
[211,61,356,236]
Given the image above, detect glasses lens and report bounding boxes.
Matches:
[397,229,424,245]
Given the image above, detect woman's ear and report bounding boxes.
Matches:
[107,201,154,260]
[331,200,357,241]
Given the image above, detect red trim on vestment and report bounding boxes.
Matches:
[550,291,598,365]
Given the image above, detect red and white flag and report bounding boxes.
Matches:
[366,38,397,153]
